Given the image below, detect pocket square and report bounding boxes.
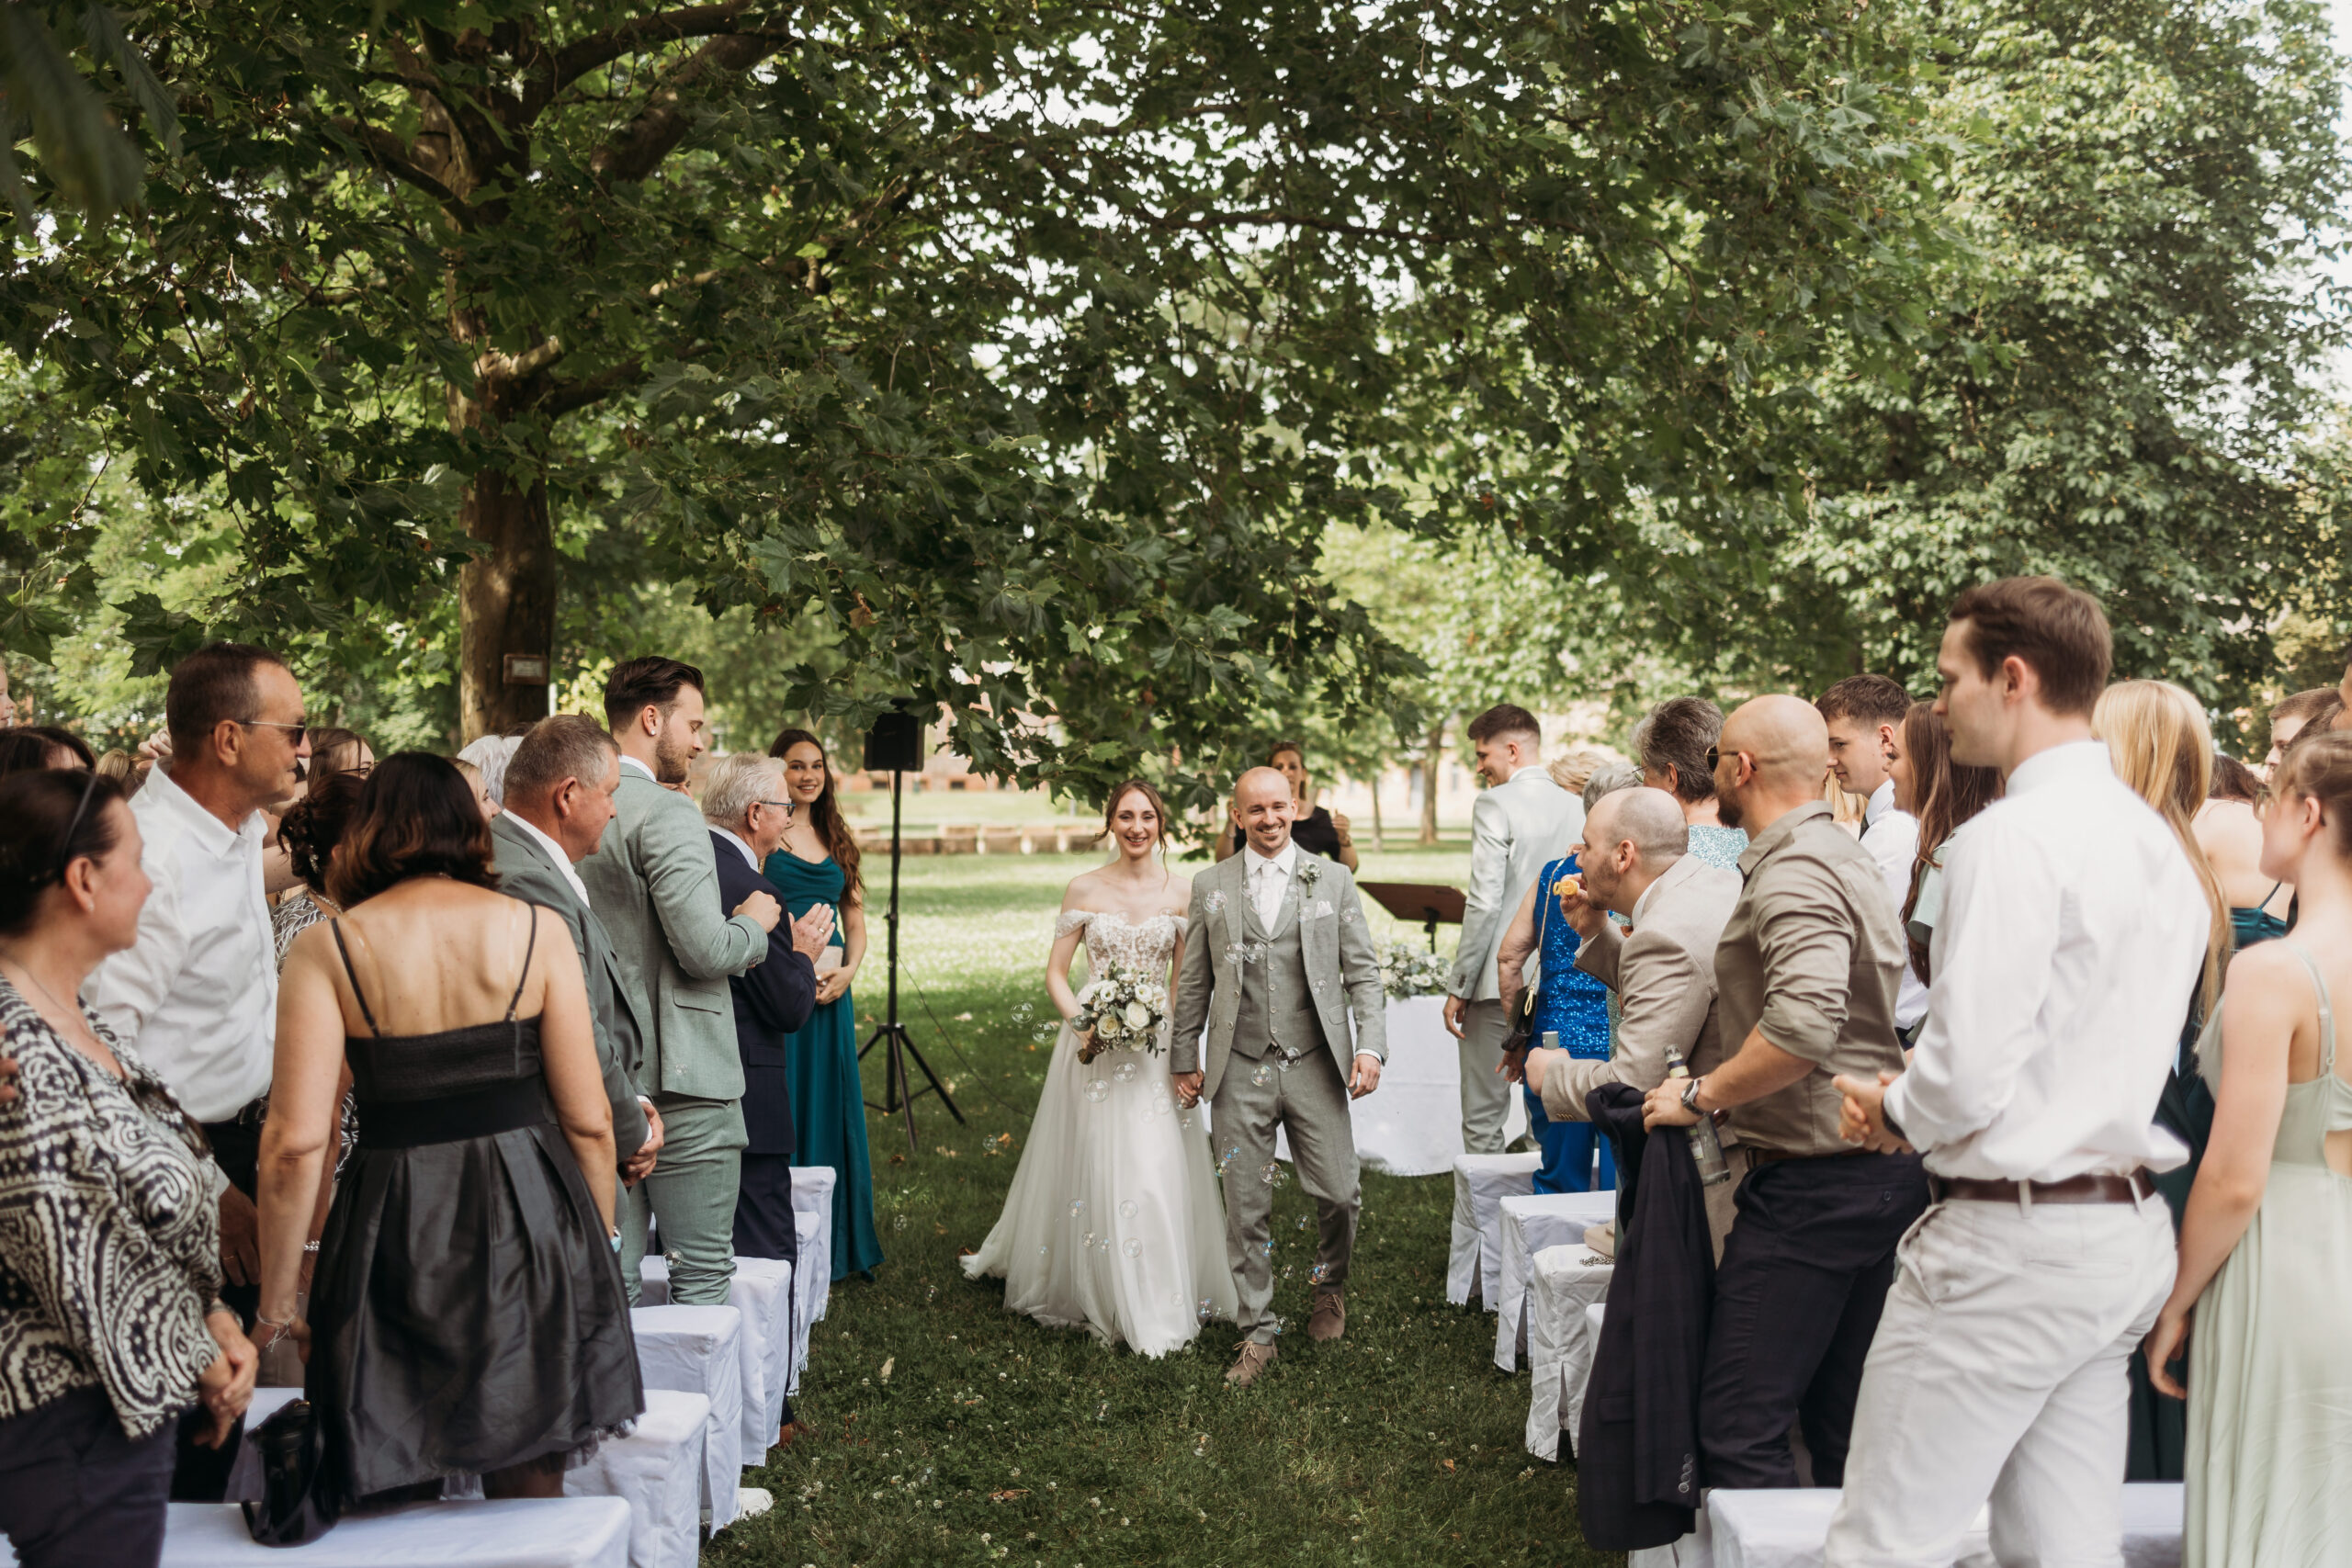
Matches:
[1314,899,1333,918]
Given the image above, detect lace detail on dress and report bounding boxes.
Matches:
[1061,909,1186,975]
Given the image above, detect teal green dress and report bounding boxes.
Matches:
[762,850,884,1280]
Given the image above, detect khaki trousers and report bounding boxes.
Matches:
[1210,1046,1360,1344]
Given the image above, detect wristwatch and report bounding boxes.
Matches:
[1681,1077,1705,1116]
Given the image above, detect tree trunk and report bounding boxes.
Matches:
[1368,771,1385,850]
[1419,719,1443,845]
[458,464,556,740]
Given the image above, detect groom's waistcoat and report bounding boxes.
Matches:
[1229,890,1329,1064]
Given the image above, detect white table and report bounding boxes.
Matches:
[1265,997,1528,1176]
[146,1498,630,1568]
[1494,1191,1618,1371]
[638,1253,794,1461]
[564,1388,708,1568]
[1446,1151,1542,1306]
[629,1305,743,1530]
[1707,1483,2185,1568]
[1523,1243,1616,1460]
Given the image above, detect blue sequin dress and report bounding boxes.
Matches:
[1524,854,1616,1193]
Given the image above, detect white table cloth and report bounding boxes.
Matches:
[1495,1190,1618,1371]
[1707,1482,2184,1568]
[1446,1151,1542,1306]
[137,1499,629,1568]
[1523,1242,1617,1460]
[564,1388,709,1568]
[638,1254,794,1461]
[629,1305,743,1530]
[1627,1515,1715,1568]
[1262,997,1528,1176]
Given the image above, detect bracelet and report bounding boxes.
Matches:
[303,1241,320,1254]
[254,1312,295,1351]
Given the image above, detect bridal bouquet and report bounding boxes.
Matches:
[1379,941,1452,999]
[1072,963,1170,1062]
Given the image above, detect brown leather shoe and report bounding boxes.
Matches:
[1225,1339,1279,1387]
[1307,1289,1346,1342]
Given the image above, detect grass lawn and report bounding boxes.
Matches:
[708,845,1618,1568]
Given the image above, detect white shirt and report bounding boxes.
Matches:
[508,810,593,908]
[84,766,277,1123]
[618,753,657,783]
[709,825,762,874]
[1882,740,2206,1181]
[1860,779,1929,1030]
[1244,840,1299,929]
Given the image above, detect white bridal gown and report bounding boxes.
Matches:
[962,910,1238,1355]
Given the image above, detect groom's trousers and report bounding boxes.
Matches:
[1211,1044,1360,1344]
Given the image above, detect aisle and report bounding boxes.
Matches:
[709,849,1608,1566]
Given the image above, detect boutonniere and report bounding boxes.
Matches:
[1296,861,1323,893]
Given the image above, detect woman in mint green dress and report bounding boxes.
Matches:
[763,728,884,1280]
[2143,733,2352,1566]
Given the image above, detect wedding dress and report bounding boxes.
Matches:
[961,910,1238,1355]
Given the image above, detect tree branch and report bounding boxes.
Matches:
[541,357,648,416]
[329,117,481,230]
[547,3,758,97]
[588,33,782,185]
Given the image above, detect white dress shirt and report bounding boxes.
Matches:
[1860,779,1929,1030]
[1244,840,1298,929]
[709,824,762,874]
[1882,740,2206,1181]
[508,810,594,908]
[618,753,657,783]
[84,766,277,1123]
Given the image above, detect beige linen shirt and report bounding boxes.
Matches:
[1714,799,1907,1157]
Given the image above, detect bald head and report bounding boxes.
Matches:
[1590,786,1690,864]
[1232,766,1298,856]
[1717,694,1832,833]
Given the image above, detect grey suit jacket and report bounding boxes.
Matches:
[578,767,765,1101]
[1451,769,1584,1002]
[490,813,653,1155]
[1537,852,1742,1123]
[1170,848,1386,1099]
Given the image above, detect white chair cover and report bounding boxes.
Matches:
[1263,998,1529,1175]
[1706,1482,2184,1568]
[1446,1152,1542,1306]
[637,1254,794,1461]
[563,1388,708,1568]
[629,1305,743,1529]
[791,1206,825,1394]
[147,1498,630,1568]
[1494,1191,1618,1371]
[1523,1243,1616,1460]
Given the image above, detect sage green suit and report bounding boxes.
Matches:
[579,763,767,1304]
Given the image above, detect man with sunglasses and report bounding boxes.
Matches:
[86,641,311,1332]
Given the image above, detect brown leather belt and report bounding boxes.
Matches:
[1937,1170,2155,1205]
[1744,1147,1874,1168]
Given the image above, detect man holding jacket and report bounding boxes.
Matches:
[582,658,781,1307]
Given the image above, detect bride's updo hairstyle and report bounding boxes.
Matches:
[1092,779,1170,857]
[2272,729,2352,858]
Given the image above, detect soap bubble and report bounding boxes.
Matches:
[1118,1199,1139,1220]
[1308,1262,1332,1285]
[1113,1060,1138,1084]
[1082,1231,1097,1250]
[1123,1239,1142,1259]
[1250,1064,1272,1088]
[1260,1237,1276,1257]
[1068,1198,1086,1218]
[1083,1079,1110,1103]
[1260,1161,1288,1190]
[1012,1003,1034,1021]
[1197,1299,1214,1322]
[1216,1146,1239,1176]
[1295,1216,1310,1232]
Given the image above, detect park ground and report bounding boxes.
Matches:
[707,841,1620,1568]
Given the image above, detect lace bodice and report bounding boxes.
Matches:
[1057,908,1186,976]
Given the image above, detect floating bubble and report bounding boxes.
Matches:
[1037,1244,1051,1261]
[1250,1064,1272,1088]
[1197,1298,1215,1322]
[1069,1198,1086,1218]
[1012,1003,1034,1021]
[1123,1238,1142,1259]
[1170,1291,1186,1309]
[1083,1079,1110,1103]
[1281,1265,1294,1280]
[1308,1262,1332,1285]
[1033,1024,1057,1042]
[1260,1161,1288,1190]
[1269,1314,1287,1337]
[1113,1060,1138,1084]
[1295,1216,1311,1232]
[893,1214,907,1232]
[1216,1146,1239,1176]
[1118,1199,1139,1220]
[1082,1231,1097,1250]
[1178,1111,1194,1129]
[1260,1237,1276,1256]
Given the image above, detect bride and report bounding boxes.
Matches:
[961,780,1238,1354]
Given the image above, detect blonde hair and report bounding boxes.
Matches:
[2093,680,2231,1018]
[1547,748,1614,796]
[2272,729,2352,859]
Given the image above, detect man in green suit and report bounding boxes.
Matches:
[580,657,784,1306]
[489,716,660,1215]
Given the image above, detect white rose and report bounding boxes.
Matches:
[1098,1013,1125,1040]
[1124,1001,1151,1029]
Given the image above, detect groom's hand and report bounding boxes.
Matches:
[1442,995,1467,1038]
[1172,1071,1204,1108]
[1349,1054,1382,1099]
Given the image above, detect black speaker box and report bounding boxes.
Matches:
[863,706,924,773]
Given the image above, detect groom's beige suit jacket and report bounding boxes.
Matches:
[1170,844,1386,1099]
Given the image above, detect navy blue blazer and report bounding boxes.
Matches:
[709,832,820,1156]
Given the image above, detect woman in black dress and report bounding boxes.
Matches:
[254,753,640,1502]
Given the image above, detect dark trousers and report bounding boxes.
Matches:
[199,1113,262,1331]
[0,1386,177,1568]
[1698,1150,1928,1489]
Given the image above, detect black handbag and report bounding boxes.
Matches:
[242,1397,342,1547]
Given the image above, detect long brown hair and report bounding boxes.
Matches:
[329,753,500,908]
[2093,681,2232,1020]
[1899,702,2003,982]
[768,727,862,902]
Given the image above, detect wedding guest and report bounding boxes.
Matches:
[1632,696,1747,869]
[2263,688,2335,781]
[1521,787,1745,1242]
[257,754,640,1503]
[85,642,311,1329]
[2195,752,2293,944]
[302,728,373,797]
[492,717,663,1259]
[1827,577,2205,1567]
[1642,695,1924,1490]
[2143,729,2352,1566]
[0,730,78,782]
[1883,702,2000,990]
[581,660,777,1308]
[1214,741,1357,867]
[765,728,884,1280]
[1444,705,1583,1154]
[2209,753,2259,804]
[700,755,829,1287]
[271,773,368,965]
[94,747,147,799]
[0,769,257,1567]
[451,756,500,819]
[456,730,527,807]
[1583,761,1644,811]
[1818,676,1927,1036]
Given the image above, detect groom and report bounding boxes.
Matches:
[1172,766,1387,1388]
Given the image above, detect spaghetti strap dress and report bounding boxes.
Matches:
[306,909,642,1501]
[2183,939,2352,1565]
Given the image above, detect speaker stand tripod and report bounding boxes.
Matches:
[858,763,963,1153]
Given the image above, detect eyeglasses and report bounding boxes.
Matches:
[52,767,102,885]
[240,719,309,747]
[753,799,795,814]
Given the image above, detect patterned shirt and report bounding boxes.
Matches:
[0,976,225,1437]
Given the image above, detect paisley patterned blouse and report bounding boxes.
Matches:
[0,976,226,1437]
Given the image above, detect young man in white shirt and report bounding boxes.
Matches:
[1819,673,1928,1037]
[1826,578,2206,1566]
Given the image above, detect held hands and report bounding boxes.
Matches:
[2143,1305,2192,1400]
[1643,1077,1700,1131]
[1171,1070,1204,1108]
[734,889,783,933]
[1349,1054,1382,1100]
[789,903,836,964]
[195,1310,258,1449]
[1832,1069,1914,1154]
